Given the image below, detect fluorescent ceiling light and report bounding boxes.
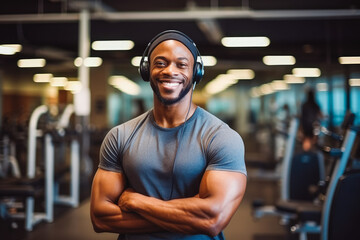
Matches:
[202,56,217,66]
[17,58,46,68]
[0,46,16,55]
[271,80,289,91]
[227,69,255,79]
[109,75,141,96]
[259,83,274,95]
[338,56,360,64]
[250,87,262,98]
[204,74,238,95]
[2,44,22,52]
[74,57,103,67]
[0,44,22,55]
[350,78,360,86]
[50,77,68,87]
[292,68,321,77]
[92,40,134,51]
[263,55,296,65]
[131,56,142,67]
[316,83,328,92]
[33,73,53,83]
[65,81,82,93]
[284,74,305,84]
[221,36,270,47]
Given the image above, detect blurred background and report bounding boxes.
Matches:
[1,1,360,240]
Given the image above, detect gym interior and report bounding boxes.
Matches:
[1,1,360,240]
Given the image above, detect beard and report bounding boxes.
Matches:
[150,79,193,105]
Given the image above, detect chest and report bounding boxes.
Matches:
[121,125,207,197]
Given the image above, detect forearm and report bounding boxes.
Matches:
[120,193,229,236]
[119,171,247,236]
[91,199,163,234]
[90,169,163,234]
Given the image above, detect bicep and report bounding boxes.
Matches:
[90,168,127,216]
[199,170,247,218]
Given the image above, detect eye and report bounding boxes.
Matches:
[178,62,189,68]
[154,60,166,67]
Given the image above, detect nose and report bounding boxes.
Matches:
[162,62,178,77]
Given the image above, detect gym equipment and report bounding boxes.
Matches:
[253,117,324,220]
[247,117,300,181]
[53,104,80,208]
[253,115,358,240]
[324,169,360,240]
[0,104,80,231]
[8,105,53,231]
[0,134,21,179]
[290,126,360,240]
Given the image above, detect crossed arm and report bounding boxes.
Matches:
[90,168,247,236]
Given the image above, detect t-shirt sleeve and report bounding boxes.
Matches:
[98,127,123,173]
[206,127,247,176]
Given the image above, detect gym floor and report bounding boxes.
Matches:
[1,135,315,240]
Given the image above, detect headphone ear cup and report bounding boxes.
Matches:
[140,60,150,82]
[193,62,204,84]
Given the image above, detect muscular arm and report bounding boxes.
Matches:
[90,168,163,234]
[119,170,247,236]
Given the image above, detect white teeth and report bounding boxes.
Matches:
[163,82,180,87]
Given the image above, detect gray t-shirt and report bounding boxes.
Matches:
[99,107,246,239]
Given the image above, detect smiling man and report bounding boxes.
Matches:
[90,30,247,240]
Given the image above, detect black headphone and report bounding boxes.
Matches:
[139,30,204,85]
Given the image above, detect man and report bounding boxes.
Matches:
[90,30,247,240]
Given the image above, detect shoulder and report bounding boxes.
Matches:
[192,107,243,147]
[195,107,238,135]
[102,110,152,151]
[108,110,151,137]
[194,107,228,128]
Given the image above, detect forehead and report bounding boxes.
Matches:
[150,40,194,61]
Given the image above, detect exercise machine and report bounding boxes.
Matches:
[0,104,80,231]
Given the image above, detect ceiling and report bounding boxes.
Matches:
[1,0,360,90]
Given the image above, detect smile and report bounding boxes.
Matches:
[162,82,181,87]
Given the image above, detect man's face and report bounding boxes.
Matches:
[149,40,194,105]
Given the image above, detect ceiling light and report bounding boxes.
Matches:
[33,73,53,83]
[204,74,238,95]
[338,56,360,64]
[259,83,274,95]
[131,56,142,67]
[316,83,328,92]
[227,69,255,79]
[271,80,289,91]
[202,56,217,66]
[349,78,360,86]
[292,68,321,77]
[263,55,296,65]
[250,87,262,98]
[221,36,270,47]
[74,57,102,67]
[0,46,15,55]
[50,77,68,87]
[92,40,134,51]
[17,58,46,68]
[1,44,22,52]
[0,44,22,55]
[284,74,305,84]
[65,81,82,93]
[108,75,141,95]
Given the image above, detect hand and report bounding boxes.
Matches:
[118,188,137,212]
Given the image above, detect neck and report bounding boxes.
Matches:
[153,93,196,128]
